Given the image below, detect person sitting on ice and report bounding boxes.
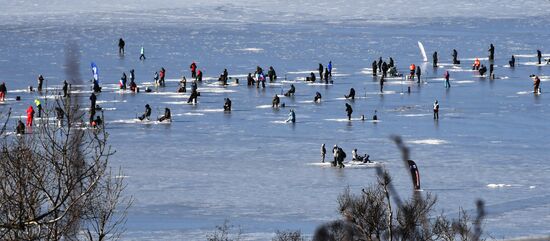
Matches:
[16,120,25,135]
[388,66,400,77]
[345,88,355,100]
[284,84,295,97]
[158,108,171,122]
[305,72,316,82]
[314,92,322,103]
[178,76,187,93]
[55,107,65,126]
[91,115,103,128]
[272,94,280,108]
[130,80,137,92]
[138,104,152,121]
[223,98,232,111]
[479,65,487,76]
[352,148,371,163]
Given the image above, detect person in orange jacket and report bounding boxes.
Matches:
[409,64,416,80]
[473,58,480,70]
[26,105,35,127]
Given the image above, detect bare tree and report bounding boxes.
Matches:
[338,185,388,240]
[394,192,437,240]
[0,102,130,241]
[206,220,243,241]
[0,108,9,135]
[83,168,133,241]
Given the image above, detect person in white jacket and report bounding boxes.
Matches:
[286,109,295,123]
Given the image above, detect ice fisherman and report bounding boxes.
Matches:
[444,71,451,88]
[118,38,125,55]
[62,80,69,97]
[16,120,25,135]
[0,82,6,101]
[284,84,295,97]
[138,104,152,121]
[268,66,277,82]
[488,43,495,61]
[534,75,541,94]
[272,94,280,108]
[352,148,371,163]
[321,144,326,163]
[345,103,353,121]
[318,63,324,81]
[416,66,422,83]
[452,49,460,64]
[34,99,42,118]
[433,100,439,120]
[140,46,146,60]
[158,108,171,122]
[286,109,296,123]
[37,75,44,92]
[314,92,322,103]
[345,88,355,100]
[26,105,34,127]
[224,98,232,111]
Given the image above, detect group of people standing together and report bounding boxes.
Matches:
[320,144,372,168]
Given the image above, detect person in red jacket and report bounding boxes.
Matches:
[190,62,197,78]
[0,82,6,101]
[159,67,166,86]
[196,69,203,82]
[26,105,35,127]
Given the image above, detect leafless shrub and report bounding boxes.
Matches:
[313,136,486,241]
[206,220,243,241]
[273,229,305,241]
[0,103,130,241]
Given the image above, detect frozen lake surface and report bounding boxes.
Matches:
[1,1,550,239]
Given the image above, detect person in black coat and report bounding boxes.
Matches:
[138,104,152,121]
[158,108,171,122]
[118,38,125,55]
[345,88,355,100]
[345,103,353,120]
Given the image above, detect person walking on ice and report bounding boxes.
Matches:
[140,46,146,60]
[433,100,439,120]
